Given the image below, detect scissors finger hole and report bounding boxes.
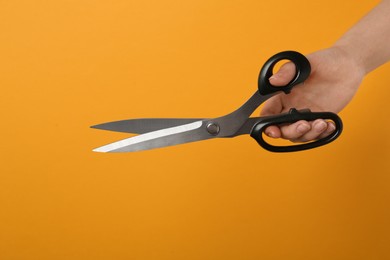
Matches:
[259,130,331,151]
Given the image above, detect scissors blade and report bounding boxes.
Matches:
[93,120,214,153]
[91,118,203,134]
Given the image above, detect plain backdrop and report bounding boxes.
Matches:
[1,0,389,259]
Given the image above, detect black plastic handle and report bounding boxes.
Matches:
[258,51,311,95]
[250,109,343,152]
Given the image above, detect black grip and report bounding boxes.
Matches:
[250,109,343,152]
[258,51,311,95]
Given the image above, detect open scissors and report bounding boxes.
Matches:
[92,51,343,153]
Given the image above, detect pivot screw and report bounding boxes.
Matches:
[206,122,220,135]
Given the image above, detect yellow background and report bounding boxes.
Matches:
[1,0,389,259]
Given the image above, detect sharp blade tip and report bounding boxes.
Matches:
[92,147,108,153]
[90,124,104,130]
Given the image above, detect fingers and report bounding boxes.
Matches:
[317,121,336,139]
[265,120,336,143]
[279,120,311,140]
[264,125,282,139]
[288,120,331,143]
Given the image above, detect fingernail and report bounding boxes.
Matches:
[297,123,310,133]
[266,131,275,138]
[328,123,336,132]
[269,74,278,81]
[314,121,327,132]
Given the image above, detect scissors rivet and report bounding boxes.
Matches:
[206,122,220,135]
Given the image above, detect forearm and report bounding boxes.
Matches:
[333,0,390,74]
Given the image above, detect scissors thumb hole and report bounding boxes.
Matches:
[258,51,311,95]
[269,60,297,87]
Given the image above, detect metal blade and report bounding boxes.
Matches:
[93,120,214,153]
[91,118,203,134]
[235,117,261,135]
[92,117,262,153]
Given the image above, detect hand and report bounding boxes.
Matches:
[261,47,364,142]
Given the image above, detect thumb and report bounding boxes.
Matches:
[269,62,296,86]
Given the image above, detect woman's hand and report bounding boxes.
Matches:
[261,47,365,142]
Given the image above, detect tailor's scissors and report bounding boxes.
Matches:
[92,51,343,153]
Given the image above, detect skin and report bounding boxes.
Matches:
[261,0,390,142]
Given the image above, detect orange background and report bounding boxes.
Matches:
[1,0,389,259]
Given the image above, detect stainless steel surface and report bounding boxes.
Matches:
[211,91,277,137]
[91,118,203,134]
[93,120,214,152]
[92,90,280,152]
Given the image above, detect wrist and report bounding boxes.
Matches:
[331,43,368,76]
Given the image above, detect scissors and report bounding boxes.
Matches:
[92,51,343,153]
